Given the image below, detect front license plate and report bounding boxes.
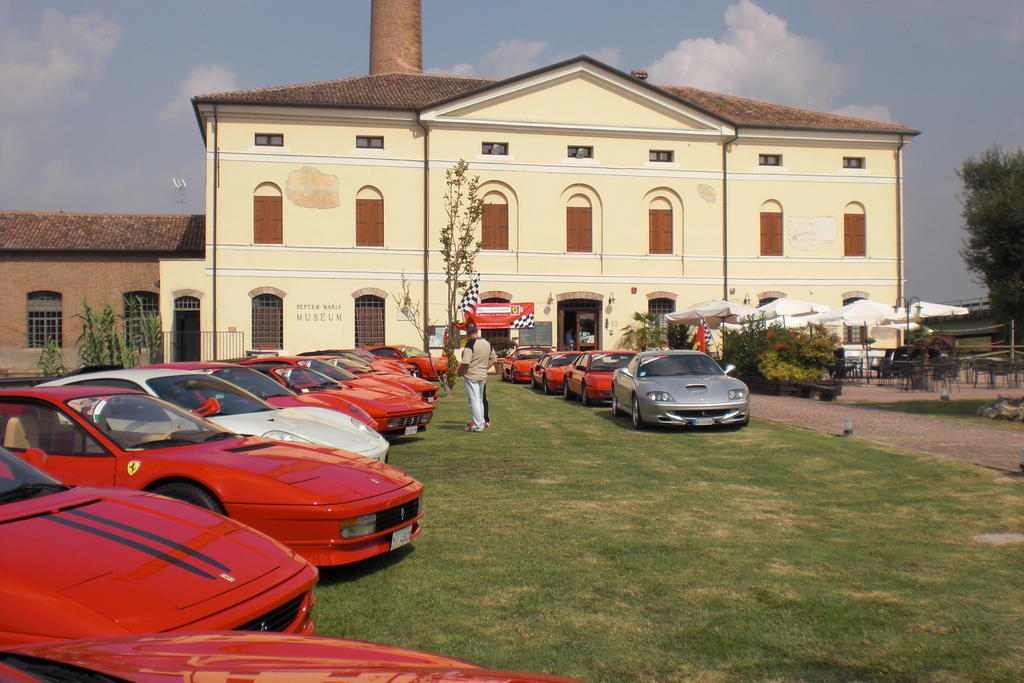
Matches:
[693,417,714,426]
[404,425,418,436]
[426,396,435,403]
[391,525,412,550]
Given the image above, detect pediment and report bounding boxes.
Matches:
[421,60,726,135]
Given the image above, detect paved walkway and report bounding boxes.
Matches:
[752,381,1024,472]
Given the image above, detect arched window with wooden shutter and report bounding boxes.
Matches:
[759,200,783,256]
[253,183,282,244]
[844,202,866,257]
[356,186,384,247]
[648,197,672,254]
[481,192,509,250]
[566,195,592,253]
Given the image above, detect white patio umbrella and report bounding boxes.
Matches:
[666,300,756,329]
[805,299,898,327]
[888,301,970,323]
[743,297,831,321]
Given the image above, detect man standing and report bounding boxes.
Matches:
[456,322,494,432]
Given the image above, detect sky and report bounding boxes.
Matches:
[2,0,1022,304]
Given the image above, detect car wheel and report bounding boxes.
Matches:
[631,395,646,430]
[152,481,225,515]
[408,366,421,378]
[543,377,551,394]
[563,380,573,401]
[581,382,590,406]
[611,392,622,417]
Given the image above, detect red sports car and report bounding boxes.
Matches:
[366,345,448,379]
[0,386,424,567]
[0,445,317,647]
[1,632,585,682]
[247,355,430,403]
[309,353,439,404]
[245,363,433,437]
[530,352,582,394]
[498,347,550,383]
[149,362,378,430]
[561,351,638,405]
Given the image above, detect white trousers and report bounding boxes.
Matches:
[464,378,486,428]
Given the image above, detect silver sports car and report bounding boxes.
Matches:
[610,350,749,429]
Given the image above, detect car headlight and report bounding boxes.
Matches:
[262,429,314,444]
[728,388,746,400]
[340,513,376,539]
[646,391,674,402]
[349,416,378,435]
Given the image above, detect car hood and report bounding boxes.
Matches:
[0,489,302,639]
[208,407,388,458]
[322,386,430,414]
[638,374,746,401]
[8,632,583,682]
[197,438,417,504]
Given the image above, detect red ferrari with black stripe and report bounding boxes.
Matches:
[0,386,424,568]
[306,353,439,404]
[0,444,317,647]
[366,345,448,379]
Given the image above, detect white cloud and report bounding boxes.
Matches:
[646,0,851,110]
[160,64,238,121]
[833,103,893,123]
[0,8,121,112]
[983,10,1024,46]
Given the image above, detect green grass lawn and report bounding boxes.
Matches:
[852,399,1024,430]
[313,379,1024,682]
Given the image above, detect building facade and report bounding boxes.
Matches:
[166,56,917,355]
[0,212,204,372]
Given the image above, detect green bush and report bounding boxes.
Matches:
[723,318,838,381]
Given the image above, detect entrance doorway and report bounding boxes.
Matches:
[558,299,601,351]
[172,296,200,361]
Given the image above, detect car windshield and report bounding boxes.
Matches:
[208,367,294,399]
[637,354,724,377]
[147,375,272,415]
[66,393,230,450]
[329,357,372,372]
[589,353,635,371]
[518,350,547,360]
[0,446,67,503]
[298,359,357,381]
[399,346,429,359]
[349,349,377,361]
[276,366,341,392]
[548,353,580,367]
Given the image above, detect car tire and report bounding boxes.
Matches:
[408,366,421,378]
[581,382,590,406]
[611,392,622,417]
[543,377,551,395]
[563,380,573,401]
[631,395,646,430]
[152,481,225,515]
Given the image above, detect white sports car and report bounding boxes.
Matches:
[41,368,390,462]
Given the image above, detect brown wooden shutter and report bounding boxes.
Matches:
[844,213,865,256]
[760,212,782,256]
[253,196,282,244]
[482,204,508,250]
[356,199,384,247]
[566,207,592,252]
[649,209,672,254]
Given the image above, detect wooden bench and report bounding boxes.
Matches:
[792,381,842,402]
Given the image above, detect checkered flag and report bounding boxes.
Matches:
[457,274,480,314]
[510,312,535,329]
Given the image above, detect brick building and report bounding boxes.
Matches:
[0,212,204,372]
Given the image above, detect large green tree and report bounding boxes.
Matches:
[959,145,1024,322]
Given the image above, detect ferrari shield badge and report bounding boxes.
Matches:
[220,573,237,583]
[126,460,141,476]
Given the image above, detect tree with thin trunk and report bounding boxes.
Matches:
[438,159,483,397]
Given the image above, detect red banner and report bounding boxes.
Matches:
[465,302,535,329]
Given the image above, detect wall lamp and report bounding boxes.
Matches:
[608,293,616,305]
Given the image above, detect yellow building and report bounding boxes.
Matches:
[163,55,917,357]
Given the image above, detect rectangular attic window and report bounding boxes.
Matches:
[255,134,283,146]
[357,136,384,149]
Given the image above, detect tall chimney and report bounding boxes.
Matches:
[370,0,422,74]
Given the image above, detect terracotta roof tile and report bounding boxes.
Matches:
[0,212,205,254]
[194,69,916,135]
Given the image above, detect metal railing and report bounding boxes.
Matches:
[158,331,245,363]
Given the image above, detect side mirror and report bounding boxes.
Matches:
[23,447,48,470]
[723,364,737,375]
[193,397,221,417]
[620,367,633,378]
